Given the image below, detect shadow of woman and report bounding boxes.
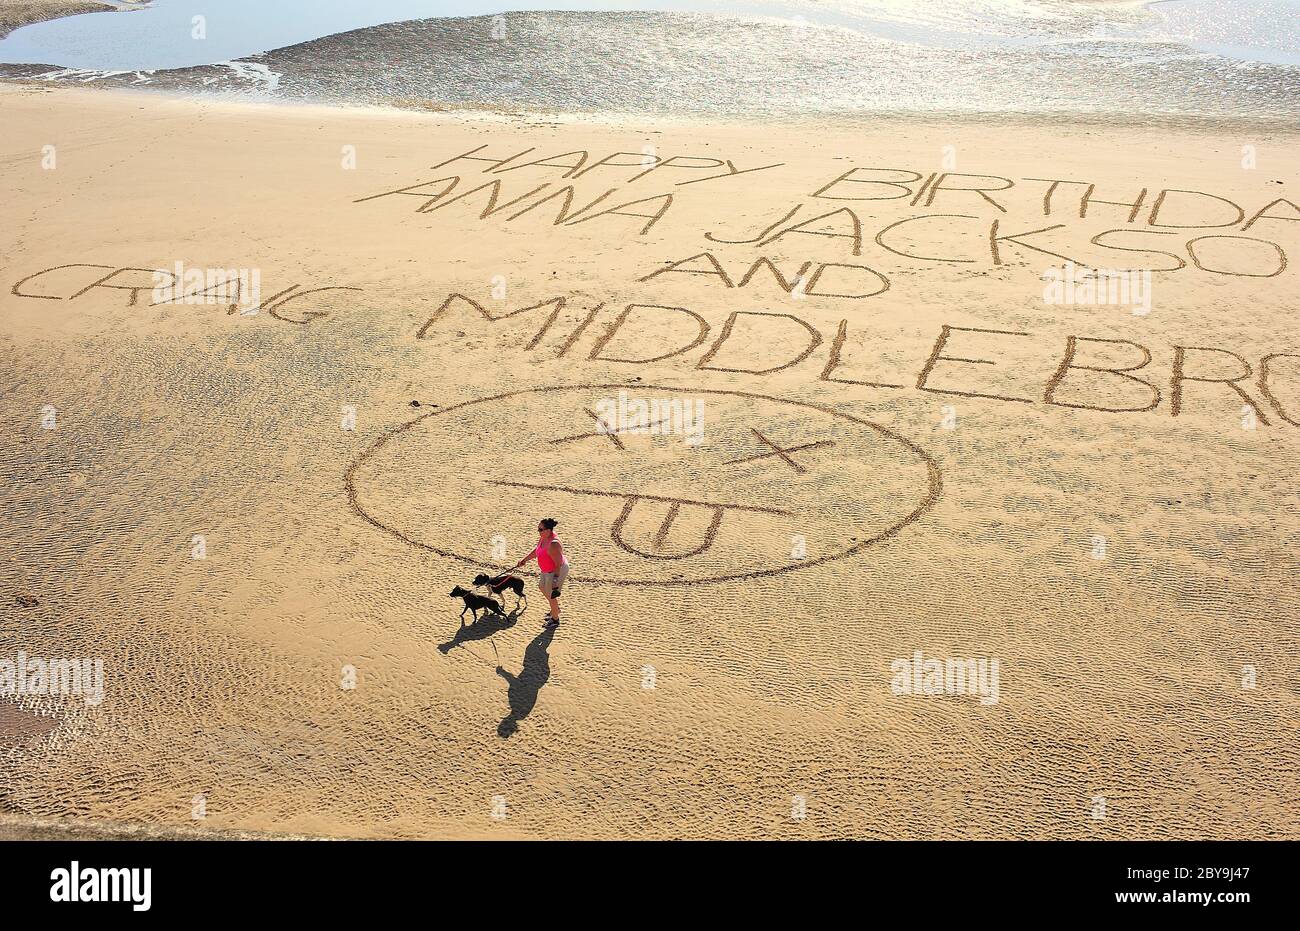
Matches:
[438,607,520,655]
[495,626,556,738]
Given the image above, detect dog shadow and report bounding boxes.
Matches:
[495,625,555,739]
[437,606,521,655]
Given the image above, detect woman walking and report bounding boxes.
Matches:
[509,517,569,628]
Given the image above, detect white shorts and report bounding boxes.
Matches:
[539,563,569,598]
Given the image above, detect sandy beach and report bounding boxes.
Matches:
[0,76,1294,839]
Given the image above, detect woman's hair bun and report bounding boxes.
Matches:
[540,517,559,530]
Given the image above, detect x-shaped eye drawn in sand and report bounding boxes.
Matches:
[346,385,942,586]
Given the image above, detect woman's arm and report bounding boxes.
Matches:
[548,540,563,566]
[511,549,538,570]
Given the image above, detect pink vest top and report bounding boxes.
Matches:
[537,536,564,572]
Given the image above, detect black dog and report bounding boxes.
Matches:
[473,573,525,603]
[450,586,501,624]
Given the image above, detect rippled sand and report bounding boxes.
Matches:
[0,84,1296,838]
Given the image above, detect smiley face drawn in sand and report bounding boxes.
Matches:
[346,385,942,586]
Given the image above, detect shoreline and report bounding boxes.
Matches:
[0,0,124,41]
[2,5,1296,129]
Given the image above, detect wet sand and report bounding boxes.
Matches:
[0,1,116,40]
[0,83,1296,839]
[3,9,1297,122]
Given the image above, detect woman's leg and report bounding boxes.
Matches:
[539,575,554,620]
[550,565,567,621]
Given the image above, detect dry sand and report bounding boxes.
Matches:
[0,83,1296,839]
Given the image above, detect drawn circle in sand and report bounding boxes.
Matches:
[346,385,942,586]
